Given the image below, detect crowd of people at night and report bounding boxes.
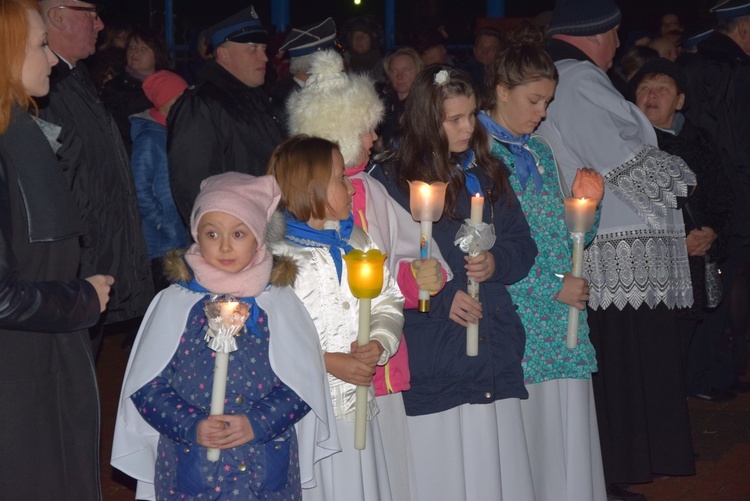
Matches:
[1,0,750,499]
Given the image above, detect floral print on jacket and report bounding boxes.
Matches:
[490,136,598,384]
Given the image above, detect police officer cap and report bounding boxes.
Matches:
[207,6,268,51]
[280,18,337,58]
[711,0,750,19]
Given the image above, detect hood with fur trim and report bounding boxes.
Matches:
[162,210,298,288]
[285,50,384,167]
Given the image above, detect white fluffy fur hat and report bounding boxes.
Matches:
[286,50,384,167]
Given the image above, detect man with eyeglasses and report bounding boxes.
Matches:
[44,0,101,64]
[167,5,285,222]
[38,0,154,374]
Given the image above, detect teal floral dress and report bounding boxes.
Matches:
[489,133,599,384]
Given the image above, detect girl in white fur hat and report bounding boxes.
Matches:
[285,50,450,501]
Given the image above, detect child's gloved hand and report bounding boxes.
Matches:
[411,258,445,292]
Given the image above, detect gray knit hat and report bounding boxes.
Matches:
[547,0,622,37]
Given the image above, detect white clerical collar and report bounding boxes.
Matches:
[52,50,74,69]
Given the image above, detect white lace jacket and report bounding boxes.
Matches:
[538,59,695,311]
[271,222,404,421]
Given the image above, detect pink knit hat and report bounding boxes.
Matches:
[189,172,280,242]
[185,173,281,297]
[142,70,188,110]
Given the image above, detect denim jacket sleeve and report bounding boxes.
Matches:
[130,369,206,447]
[131,366,312,446]
[244,382,311,444]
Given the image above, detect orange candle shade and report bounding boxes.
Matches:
[343,249,387,299]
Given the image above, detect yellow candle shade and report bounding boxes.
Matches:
[344,249,387,299]
[409,180,448,222]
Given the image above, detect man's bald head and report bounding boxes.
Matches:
[40,0,103,65]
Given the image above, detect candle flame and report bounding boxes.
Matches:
[474,193,481,198]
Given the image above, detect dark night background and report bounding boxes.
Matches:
[97,0,716,50]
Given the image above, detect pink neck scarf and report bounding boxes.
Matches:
[184,242,271,298]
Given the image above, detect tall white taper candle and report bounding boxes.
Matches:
[566,232,585,349]
[207,352,229,461]
[467,193,484,356]
[354,297,372,450]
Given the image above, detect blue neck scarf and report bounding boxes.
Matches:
[478,111,543,195]
[284,212,354,282]
[454,149,483,196]
[184,279,262,337]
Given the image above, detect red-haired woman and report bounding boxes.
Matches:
[0,0,112,497]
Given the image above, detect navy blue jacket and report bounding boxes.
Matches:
[370,163,536,416]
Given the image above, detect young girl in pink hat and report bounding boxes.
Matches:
[112,172,335,500]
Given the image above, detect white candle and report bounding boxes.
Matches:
[466,193,483,356]
[354,297,372,450]
[207,351,229,461]
[566,233,585,349]
[564,197,596,233]
[470,193,484,224]
[418,221,433,312]
[562,197,597,349]
[466,255,480,356]
[409,181,448,313]
[466,308,479,356]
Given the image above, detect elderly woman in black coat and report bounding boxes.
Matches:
[0,0,112,498]
[631,58,735,401]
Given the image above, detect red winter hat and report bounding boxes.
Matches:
[142,70,188,110]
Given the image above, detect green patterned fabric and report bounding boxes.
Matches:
[491,135,598,384]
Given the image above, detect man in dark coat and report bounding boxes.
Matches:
[167,6,284,222]
[681,0,750,393]
[38,0,154,355]
[456,28,503,98]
